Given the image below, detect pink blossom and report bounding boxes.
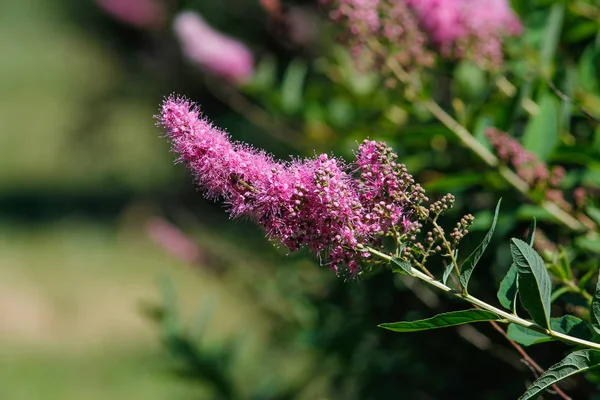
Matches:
[158,96,373,274]
[157,96,430,274]
[324,0,521,68]
[95,0,165,29]
[405,0,465,46]
[407,0,522,66]
[173,11,254,84]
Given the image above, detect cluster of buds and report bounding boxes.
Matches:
[486,128,565,188]
[450,214,475,247]
[158,96,474,275]
[486,128,588,210]
[321,0,522,70]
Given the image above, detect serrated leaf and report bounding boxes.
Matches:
[379,309,500,333]
[391,257,412,275]
[522,92,561,161]
[511,238,552,329]
[591,271,600,336]
[518,349,600,400]
[442,249,458,286]
[507,315,592,346]
[497,263,519,312]
[459,199,501,290]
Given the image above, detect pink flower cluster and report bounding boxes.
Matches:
[325,0,433,69]
[323,0,522,68]
[158,96,423,274]
[173,11,254,84]
[485,128,564,187]
[408,0,522,65]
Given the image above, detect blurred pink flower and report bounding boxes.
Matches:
[407,0,522,66]
[147,218,203,264]
[324,0,521,68]
[95,0,165,29]
[405,0,464,46]
[173,11,254,84]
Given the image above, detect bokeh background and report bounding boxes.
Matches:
[2,0,600,399]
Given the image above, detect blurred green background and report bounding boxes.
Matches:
[0,0,264,398]
[3,0,600,398]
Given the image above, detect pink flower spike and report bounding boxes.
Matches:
[173,11,255,84]
[157,96,390,276]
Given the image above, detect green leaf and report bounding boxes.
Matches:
[587,206,600,226]
[518,350,600,400]
[497,223,538,313]
[497,263,519,313]
[245,55,276,93]
[280,59,307,114]
[507,316,592,346]
[391,257,412,275]
[540,3,564,72]
[565,20,599,43]
[379,309,500,333]
[511,238,552,329]
[526,218,536,247]
[522,92,561,161]
[442,249,458,286]
[576,236,600,254]
[453,61,487,100]
[459,199,501,290]
[591,271,600,336]
[578,45,600,93]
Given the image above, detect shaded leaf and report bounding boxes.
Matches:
[518,350,600,400]
[442,249,458,286]
[497,263,518,313]
[379,310,500,333]
[507,316,592,346]
[591,271,600,336]
[511,238,552,329]
[459,199,501,290]
[391,257,412,275]
[453,61,487,100]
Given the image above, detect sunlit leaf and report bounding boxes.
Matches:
[459,199,501,290]
[522,92,560,161]
[379,309,500,333]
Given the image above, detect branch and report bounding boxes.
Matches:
[384,57,596,234]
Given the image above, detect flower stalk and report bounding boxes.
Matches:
[367,247,600,351]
